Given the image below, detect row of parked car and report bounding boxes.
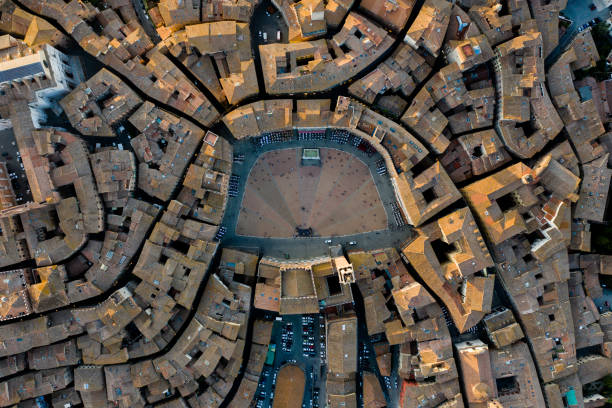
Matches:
[577,16,602,32]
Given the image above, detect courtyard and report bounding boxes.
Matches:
[236,147,388,238]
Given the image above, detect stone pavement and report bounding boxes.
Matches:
[218,136,415,258]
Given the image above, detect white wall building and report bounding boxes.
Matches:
[0,42,85,127]
[594,0,612,12]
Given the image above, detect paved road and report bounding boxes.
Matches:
[132,0,161,44]
[352,285,400,407]
[218,135,415,258]
[545,0,611,68]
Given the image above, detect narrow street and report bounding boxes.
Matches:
[131,0,161,43]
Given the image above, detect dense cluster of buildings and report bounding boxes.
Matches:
[259,12,394,94]
[0,0,610,407]
[21,0,220,128]
[156,20,259,105]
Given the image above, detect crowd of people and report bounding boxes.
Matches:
[252,130,294,146]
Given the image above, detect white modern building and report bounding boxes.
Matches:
[0,39,85,127]
[594,0,612,12]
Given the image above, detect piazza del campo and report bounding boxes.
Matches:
[1,0,612,407]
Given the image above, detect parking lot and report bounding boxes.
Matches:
[254,314,325,408]
[0,128,32,203]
